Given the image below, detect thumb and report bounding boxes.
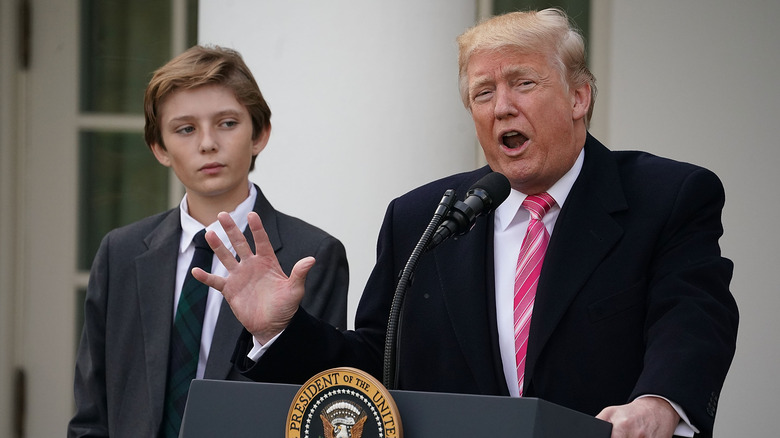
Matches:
[596,405,616,422]
[289,256,316,292]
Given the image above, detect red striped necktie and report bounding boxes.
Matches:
[514,192,556,396]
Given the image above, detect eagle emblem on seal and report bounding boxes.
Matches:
[320,401,368,438]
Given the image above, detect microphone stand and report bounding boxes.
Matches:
[382,189,456,389]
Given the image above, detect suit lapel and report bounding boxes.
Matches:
[248,185,282,253]
[434,169,507,394]
[203,300,246,379]
[524,137,628,385]
[135,210,181,429]
[205,186,280,379]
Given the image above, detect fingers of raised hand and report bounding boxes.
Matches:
[290,257,316,285]
[191,267,226,292]
[247,211,275,257]
[204,228,239,271]
[217,211,255,261]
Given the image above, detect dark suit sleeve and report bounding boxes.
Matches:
[68,234,112,438]
[235,172,487,387]
[630,167,738,436]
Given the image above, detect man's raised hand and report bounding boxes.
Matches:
[192,211,313,344]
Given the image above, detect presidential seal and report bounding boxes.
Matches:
[286,367,402,438]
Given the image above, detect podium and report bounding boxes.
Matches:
[180,379,611,437]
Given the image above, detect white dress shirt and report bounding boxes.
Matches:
[493,149,583,396]
[175,182,256,379]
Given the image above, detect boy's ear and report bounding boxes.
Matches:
[150,142,172,167]
[252,123,272,155]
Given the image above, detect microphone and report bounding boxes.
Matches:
[427,172,511,251]
[383,172,510,388]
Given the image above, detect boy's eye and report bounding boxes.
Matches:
[177,126,195,134]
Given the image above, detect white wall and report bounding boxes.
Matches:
[199,0,478,323]
[201,1,779,436]
[595,1,780,436]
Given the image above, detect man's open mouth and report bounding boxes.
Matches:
[502,131,528,149]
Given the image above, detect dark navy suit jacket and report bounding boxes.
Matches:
[238,137,737,437]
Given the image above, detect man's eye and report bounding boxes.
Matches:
[472,90,493,102]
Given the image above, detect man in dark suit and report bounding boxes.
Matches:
[197,9,737,438]
[68,45,349,438]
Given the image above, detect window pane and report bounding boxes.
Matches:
[80,0,172,113]
[78,131,170,269]
[187,0,200,47]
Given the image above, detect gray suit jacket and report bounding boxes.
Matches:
[68,185,348,437]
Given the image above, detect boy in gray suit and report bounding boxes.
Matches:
[68,45,349,438]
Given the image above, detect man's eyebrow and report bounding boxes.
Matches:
[501,65,539,79]
[469,75,494,92]
[469,65,541,92]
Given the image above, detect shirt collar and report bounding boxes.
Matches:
[178,182,258,253]
[494,148,584,232]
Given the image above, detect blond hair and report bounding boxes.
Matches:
[456,8,596,126]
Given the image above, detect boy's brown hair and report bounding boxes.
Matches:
[144,45,271,171]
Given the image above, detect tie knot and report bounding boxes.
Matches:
[192,229,212,252]
[522,193,556,220]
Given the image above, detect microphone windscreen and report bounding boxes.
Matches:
[468,172,511,208]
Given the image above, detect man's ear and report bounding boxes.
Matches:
[571,82,591,122]
[252,123,272,155]
[150,142,172,167]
